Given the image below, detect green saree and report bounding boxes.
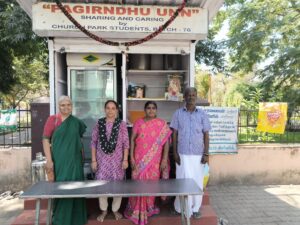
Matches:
[51,115,87,225]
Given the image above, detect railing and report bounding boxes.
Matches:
[238,109,300,143]
[0,107,31,148]
[1,107,299,147]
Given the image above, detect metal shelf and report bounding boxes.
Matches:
[127,70,187,75]
[127,98,182,102]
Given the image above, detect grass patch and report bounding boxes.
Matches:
[238,127,300,143]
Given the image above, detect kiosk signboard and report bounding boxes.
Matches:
[32,2,208,38]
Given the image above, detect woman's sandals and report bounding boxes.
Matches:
[96,211,123,222]
[97,211,107,222]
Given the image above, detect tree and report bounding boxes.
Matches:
[195,70,211,100]
[0,1,14,93]
[195,31,226,74]
[0,0,47,95]
[241,87,263,110]
[211,72,255,107]
[224,0,300,88]
[0,47,15,94]
[210,73,227,106]
[195,8,228,74]
[2,56,48,108]
[195,0,300,109]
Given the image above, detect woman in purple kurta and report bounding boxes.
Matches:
[91,100,129,222]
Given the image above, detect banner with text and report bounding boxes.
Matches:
[0,109,17,131]
[257,102,288,134]
[32,3,208,35]
[200,107,239,154]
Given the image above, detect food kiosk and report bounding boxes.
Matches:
[17,0,224,161]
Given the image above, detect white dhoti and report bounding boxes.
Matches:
[174,154,204,217]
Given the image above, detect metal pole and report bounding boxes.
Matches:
[179,196,186,225]
[35,198,41,225]
[184,195,190,225]
[18,107,21,146]
[46,199,52,225]
[189,42,196,87]
[122,52,127,122]
[48,39,56,115]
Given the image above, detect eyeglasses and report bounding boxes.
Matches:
[146,107,156,110]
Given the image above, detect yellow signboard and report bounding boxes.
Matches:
[257,102,288,134]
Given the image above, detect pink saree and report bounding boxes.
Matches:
[124,118,172,225]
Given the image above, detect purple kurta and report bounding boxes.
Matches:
[91,120,129,181]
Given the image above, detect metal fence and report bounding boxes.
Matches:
[0,107,31,148]
[239,109,300,143]
[0,107,299,147]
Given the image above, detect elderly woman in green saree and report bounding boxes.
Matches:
[42,96,87,225]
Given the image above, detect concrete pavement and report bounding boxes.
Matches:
[209,185,300,225]
[0,196,23,225]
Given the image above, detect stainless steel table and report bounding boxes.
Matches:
[20,178,202,225]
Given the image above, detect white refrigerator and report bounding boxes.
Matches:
[68,67,117,161]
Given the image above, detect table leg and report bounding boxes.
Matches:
[35,199,41,225]
[46,199,52,225]
[184,196,191,225]
[179,196,186,225]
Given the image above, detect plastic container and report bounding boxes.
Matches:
[31,159,46,183]
[203,163,210,188]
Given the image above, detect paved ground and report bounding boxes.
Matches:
[1,185,300,225]
[209,185,300,225]
[0,196,23,225]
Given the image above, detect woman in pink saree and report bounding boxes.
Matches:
[124,101,172,225]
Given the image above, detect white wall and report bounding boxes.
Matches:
[1,144,300,192]
[209,144,300,185]
[0,148,31,193]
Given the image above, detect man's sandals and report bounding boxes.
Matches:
[113,211,123,220]
[96,211,123,222]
